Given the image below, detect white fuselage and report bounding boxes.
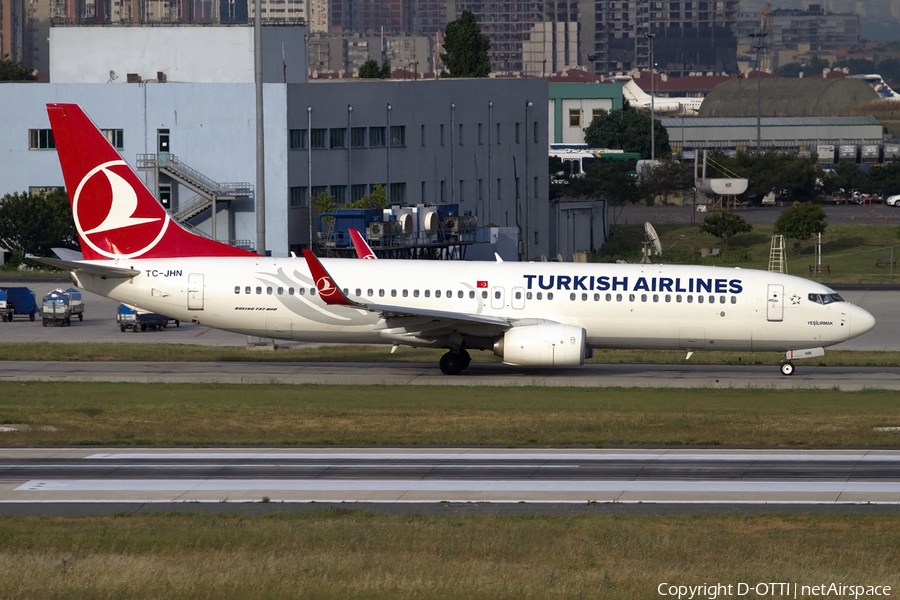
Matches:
[69,257,872,354]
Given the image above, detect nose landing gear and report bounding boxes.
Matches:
[780,362,795,376]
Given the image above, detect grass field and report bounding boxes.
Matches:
[2,381,900,447]
[0,512,897,600]
[603,222,900,283]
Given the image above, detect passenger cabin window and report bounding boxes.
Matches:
[256,287,262,295]
[234,286,240,294]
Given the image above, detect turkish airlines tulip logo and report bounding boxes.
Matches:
[316,275,339,298]
[73,160,169,259]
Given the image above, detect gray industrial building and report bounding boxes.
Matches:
[663,116,885,159]
[0,25,561,261]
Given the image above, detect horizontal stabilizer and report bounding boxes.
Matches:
[32,257,141,279]
[52,247,85,261]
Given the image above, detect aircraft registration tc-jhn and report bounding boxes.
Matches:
[40,104,875,375]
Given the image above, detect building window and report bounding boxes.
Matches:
[351,127,366,147]
[310,128,326,149]
[591,109,604,122]
[534,176,538,197]
[515,122,521,143]
[496,123,501,144]
[458,123,463,145]
[478,123,483,145]
[390,125,405,147]
[330,128,346,149]
[330,185,347,203]
[420,124,426,146]
[440,180,446,202]
[533,121,538,142]
[289,186,308,208]
[478,179,484,202]
[390,183,406,204]
[351,184,368,202]
[459,180,465,201]
[28,129,55,150]
[440,124,445,146]
[369,127,386,147]
[310,185,328,198]
[102,129,124,150]
[569,109,581,127]
[289,129,307,150]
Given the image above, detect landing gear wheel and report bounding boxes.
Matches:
[439,351,465,375]
[780,362,795,376]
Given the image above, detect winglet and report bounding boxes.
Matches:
[301,250,363,307]
[348,229,377,259]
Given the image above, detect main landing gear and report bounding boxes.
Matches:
[439,349,471,375]
[780,362,795,376]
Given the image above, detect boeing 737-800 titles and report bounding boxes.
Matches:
[41,104,874,375]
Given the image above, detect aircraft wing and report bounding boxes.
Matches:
[32,257,141,279]
[302,249,511,331]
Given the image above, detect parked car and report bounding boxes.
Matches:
[886,194,900,207]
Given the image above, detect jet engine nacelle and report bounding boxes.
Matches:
[493,323,587,367]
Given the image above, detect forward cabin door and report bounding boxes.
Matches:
[490,286,505,310]
[188,273,204,310]
[766,284,783,322]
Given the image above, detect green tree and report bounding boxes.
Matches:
[698,211,752,251]
[568,159,642,224]
[0,190,78,267]
[638,159,694,205]
[0,54,37,81]
[774,202,828,253]
[440,10,491,78]
[584,104,670,160]
[351,184,388,209]
[359,59,391,79]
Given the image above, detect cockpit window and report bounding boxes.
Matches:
[807,293,844,305]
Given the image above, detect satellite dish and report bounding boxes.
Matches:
[641,222,663,264]
[108,70,118,83]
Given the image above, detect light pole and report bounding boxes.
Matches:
[386,103,392,205]
[737,75,743,116]
[645,32,656,161]
[525,100,532,258]
[749,32,768,151]
[307,106,313,249]
[347,105,353,203]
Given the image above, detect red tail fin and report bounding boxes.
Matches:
[47,103,256,260]
[348,229,377,259]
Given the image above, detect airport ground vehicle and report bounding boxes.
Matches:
[0,287,38,322]
[41,287,84,326]
[116,304,179,332]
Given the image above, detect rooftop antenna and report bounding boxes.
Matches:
[641,222,662,264]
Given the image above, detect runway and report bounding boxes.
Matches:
[2,448,900,512]
[1,359,899,389]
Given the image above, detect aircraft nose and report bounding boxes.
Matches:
[848,304,876,340]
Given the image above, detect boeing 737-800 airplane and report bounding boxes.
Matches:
[41,104,874,375]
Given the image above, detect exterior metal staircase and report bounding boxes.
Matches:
[137,153,253,249]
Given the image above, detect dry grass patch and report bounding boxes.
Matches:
[0,513,898,599]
